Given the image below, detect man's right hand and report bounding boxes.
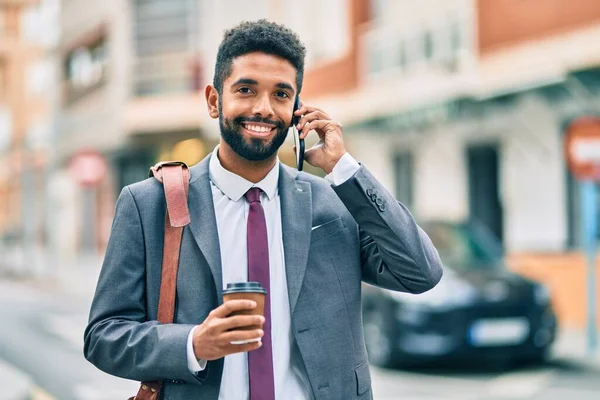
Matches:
[192,300,265,360]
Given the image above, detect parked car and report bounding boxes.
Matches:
[361,220,557,368]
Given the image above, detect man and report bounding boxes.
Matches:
[84,20,443,400]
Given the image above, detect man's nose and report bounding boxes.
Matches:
[251,93,275,118]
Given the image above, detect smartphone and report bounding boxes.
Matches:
[291,96,305,171]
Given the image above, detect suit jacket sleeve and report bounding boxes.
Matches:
[332,165,443,294]
[83,186,198,383]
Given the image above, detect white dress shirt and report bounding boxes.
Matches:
[186,146,360,399]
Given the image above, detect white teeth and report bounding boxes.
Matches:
[245,124,272,133]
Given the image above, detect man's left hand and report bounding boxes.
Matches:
[294,103,346,174]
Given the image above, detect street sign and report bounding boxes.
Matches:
[564,116,600,181]
[68,149,108,187]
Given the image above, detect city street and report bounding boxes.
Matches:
[0,275,598,400]
[2,1,600,399]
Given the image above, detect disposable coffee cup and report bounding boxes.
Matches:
[222,282,267,345]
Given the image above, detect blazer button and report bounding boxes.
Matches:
[366,188,374,196]
[375,197,383,206]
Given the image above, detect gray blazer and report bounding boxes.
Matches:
[84,155,443,400]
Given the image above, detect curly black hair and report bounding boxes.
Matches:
[214,19,306,96]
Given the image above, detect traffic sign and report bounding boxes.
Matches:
[68,149,108,187]
[564,116,600,181]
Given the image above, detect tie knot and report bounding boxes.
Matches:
[244,187,262,203]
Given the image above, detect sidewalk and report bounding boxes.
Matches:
[551,328,600,369]
[1,246,599,399]
[0,359,33,400]
[0,246,103,300]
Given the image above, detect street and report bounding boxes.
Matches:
[0,277,598,400]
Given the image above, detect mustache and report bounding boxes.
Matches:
[234,116,285,129]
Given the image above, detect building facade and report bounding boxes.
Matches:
[337,0,600,328]
[0,0,58,274]
[55,0,216,257]
[51,0,369,258]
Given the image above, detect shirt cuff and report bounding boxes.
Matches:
[187,326,208,372]
[325,153,360,186]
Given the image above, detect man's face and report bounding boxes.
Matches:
[218,52,297,161]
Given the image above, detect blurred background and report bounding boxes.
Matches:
[0,0,599,399]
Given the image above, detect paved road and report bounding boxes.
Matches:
[0,278,598,400]
[0,279,139,400]
[371,359,600,399]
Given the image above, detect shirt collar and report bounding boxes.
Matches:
[208,145,279,202]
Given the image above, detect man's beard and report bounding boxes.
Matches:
[219,102,289,161]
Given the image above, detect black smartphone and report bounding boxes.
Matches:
[291,96,305,171]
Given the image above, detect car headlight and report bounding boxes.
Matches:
[534,284,551,305]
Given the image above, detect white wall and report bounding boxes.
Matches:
[414,129,469,222]
[353,95,568,252]
[346,134,395,192]
[499,97,567,251]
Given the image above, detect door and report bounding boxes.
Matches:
[467,144,504,247]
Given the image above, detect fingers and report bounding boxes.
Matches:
[295,110,331,132]
[219,314,265,331]
[209,300,257,319]
[294,103,322,117]
[222,328,264,344]
[300,120,342,140]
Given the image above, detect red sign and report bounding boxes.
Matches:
[564,116,600,181]
[69,150,108,187]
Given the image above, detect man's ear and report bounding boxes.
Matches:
[205,85,219,119]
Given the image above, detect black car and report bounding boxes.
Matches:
[361,220,557,368]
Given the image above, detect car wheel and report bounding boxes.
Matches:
[363,307,397,368]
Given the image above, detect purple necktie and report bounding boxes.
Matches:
[245,188,275,400]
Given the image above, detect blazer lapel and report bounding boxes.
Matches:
[187,156,224,303]
[279,165,312,314]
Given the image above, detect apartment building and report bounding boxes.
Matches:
[55,0,212,255]
[0,0,58,273]
[339,0,600,328]
[51,0,370,255]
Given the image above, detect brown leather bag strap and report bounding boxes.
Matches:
[153,163,190,322]
[130,161,190,400]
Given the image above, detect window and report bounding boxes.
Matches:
[132,0,198,95]
[396,41,407,69]
[451,22,463,52]
[133,0,195,57]
[64,31,108,103]
[424,31,434,60]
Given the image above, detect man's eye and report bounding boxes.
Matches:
[275,91,289,98]
[238,87,251,94]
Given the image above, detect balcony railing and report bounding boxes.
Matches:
[360,17,475,81]
[133,52,203,97]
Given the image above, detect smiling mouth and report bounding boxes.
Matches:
[242,123,276,138]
